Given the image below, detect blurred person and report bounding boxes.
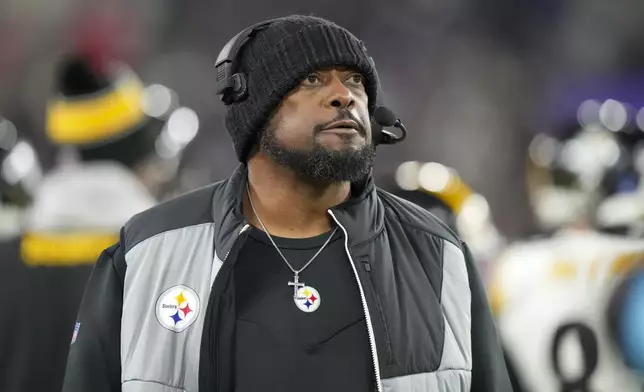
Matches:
[62,15,512,392]
[0,54,189,392]
[0,117,42,239]
[0,117,46,391]
[489,77,644,392]
[46,56,199,200]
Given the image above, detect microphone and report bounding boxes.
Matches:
[372,106,407,145]
[374,106,398,127]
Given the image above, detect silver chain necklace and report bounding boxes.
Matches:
[246,183,338,304]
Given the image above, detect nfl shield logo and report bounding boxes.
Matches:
[71,322,81,344]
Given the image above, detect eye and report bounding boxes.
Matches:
[348,74,364,85]
[303,74,322,86]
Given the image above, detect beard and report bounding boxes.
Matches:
[259,125,376,184]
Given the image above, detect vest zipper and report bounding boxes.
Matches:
[211,222,250,392]
[328,210,383,392]
[362,259,394,365]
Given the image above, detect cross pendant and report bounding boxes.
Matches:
[288,274,305,299]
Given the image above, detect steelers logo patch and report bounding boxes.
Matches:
[294,286,321,313]
[155,285,200,332]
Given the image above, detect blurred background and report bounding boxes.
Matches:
[2,0,644,391]
[2,0,644,233]
[0,0,613,236]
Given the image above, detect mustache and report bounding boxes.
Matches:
[314,110,366,136]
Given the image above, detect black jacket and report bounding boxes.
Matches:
[62,165,511,392]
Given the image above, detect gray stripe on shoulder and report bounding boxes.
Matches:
[122,223,216,391]
[381,369,471,391]
[124,184,217,253]
[439,240,472,371]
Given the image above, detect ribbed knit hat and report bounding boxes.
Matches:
[224,15,379,162]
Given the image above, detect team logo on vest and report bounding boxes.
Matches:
[155,285,200,332]
[294,286,321,313]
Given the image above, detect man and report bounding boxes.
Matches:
[0,54,165,392]
[0,117,41,240]
[63,15,511,392]
[490,76,644,392]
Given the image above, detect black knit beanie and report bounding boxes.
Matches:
[223,15,379,162]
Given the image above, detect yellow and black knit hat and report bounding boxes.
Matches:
[46,55,164,168]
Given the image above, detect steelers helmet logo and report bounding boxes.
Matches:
[155,285,200,332]
[294,286,321,313]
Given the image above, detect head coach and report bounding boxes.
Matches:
[62,15,511,392]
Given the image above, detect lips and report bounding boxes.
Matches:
[322,120,359,132]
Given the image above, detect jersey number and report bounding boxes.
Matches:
[550,322,599,392]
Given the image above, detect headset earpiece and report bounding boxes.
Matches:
[214,19,280,105]
[221,73,248,105]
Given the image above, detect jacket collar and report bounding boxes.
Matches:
[212,163,384,257]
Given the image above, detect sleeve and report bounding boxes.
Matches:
[61,241,126,392]
[463,242,514,392]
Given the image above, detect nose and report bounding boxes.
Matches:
[325,78,355,110]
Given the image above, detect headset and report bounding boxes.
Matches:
[215,18,280,105]
[214,18,407,145]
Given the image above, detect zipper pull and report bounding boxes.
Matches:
[362,259,372,272]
